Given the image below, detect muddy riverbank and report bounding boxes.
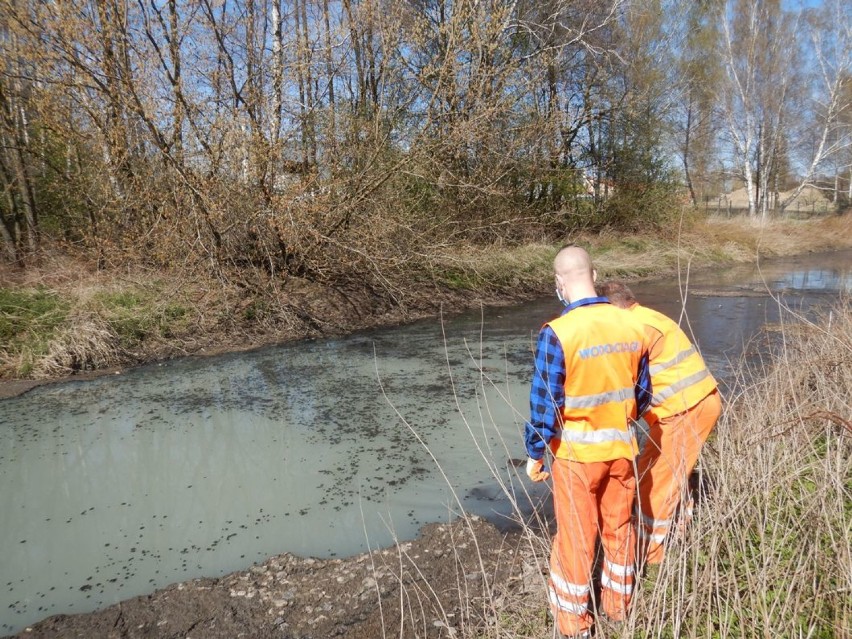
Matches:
[3,214,852,397]
[7,517,541,639]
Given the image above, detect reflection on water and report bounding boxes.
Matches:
[1,249,850,635]
[776,267,851,292]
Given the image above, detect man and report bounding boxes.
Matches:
[525,246,651,639]
[596,281,722,566]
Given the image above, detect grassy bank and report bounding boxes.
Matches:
[1,212,851,382]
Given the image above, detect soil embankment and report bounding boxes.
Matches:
[7,517,538,639]
[3,214,852,396]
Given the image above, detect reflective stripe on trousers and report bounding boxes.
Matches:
[550,571,590,598]
[601,558,634,599]
[549,457,636,636]
[548,587,588,616]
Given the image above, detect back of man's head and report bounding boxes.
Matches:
[595,281,637,309]
[554,245,594,280]
[554,245,597,302]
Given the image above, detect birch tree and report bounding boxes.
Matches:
[674,0,722,207]
[783,0,852,210]
[717,0,851,219]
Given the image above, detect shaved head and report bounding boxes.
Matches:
[554,245,594,279]
[553,245,597,303]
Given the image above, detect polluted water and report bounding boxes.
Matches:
[1,249,850,635]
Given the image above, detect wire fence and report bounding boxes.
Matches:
[705,199,840,218]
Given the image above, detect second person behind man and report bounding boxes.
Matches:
[596,280,722,567]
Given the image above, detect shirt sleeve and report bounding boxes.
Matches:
[636,351,652,416]
[635,324,657,415]
[524,325,565,460]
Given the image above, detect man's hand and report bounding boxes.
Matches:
[526,457,550,482]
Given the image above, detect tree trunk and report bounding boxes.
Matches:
[342,0,367,117]
[0,148,23,263]
[271,0,284,151]
[683,94,697,207]
[848,167,851,202]
[322,0,336,158]
[294,0,310,171]
[168,0,184,166]
[11,137,37,253]
[298,0,317,166]
[0,97,38,253]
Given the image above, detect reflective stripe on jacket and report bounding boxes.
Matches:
[629,304,717,420]
[546,304,646,462]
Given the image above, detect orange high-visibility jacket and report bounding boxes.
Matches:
[629,304,717,422]
[547,304,648,463]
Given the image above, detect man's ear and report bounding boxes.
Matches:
[592,269,597,282]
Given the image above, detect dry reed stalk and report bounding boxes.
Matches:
[386,301,851,639]
[627,302,851,638]
[31,313,124,379]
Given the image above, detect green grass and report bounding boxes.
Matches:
[0,287,69,341]
[0,287,70,372]
[0,284,191,377]
[439,268,485,290]
[93,289,188,346]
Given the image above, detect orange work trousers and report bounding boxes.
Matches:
[549,457,636,636]
[637,389,722,565]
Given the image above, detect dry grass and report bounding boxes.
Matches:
[589,212,852,279]
[437,213,852,294]
[645,300,852,638]
[691,213,852,257]
[2,213,851,381]
[31,313,123,379]
[378,297,851,638]
[527,303,847,638]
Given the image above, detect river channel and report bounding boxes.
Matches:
[1,249,850,635]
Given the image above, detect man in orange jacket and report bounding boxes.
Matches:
[596,281,722,566]
[525,246,652,638]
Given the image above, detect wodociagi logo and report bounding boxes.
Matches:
[578,341,640,359]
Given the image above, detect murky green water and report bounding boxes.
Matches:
[1,249,849,635]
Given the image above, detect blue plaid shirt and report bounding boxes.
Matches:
[524,297,651,460]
